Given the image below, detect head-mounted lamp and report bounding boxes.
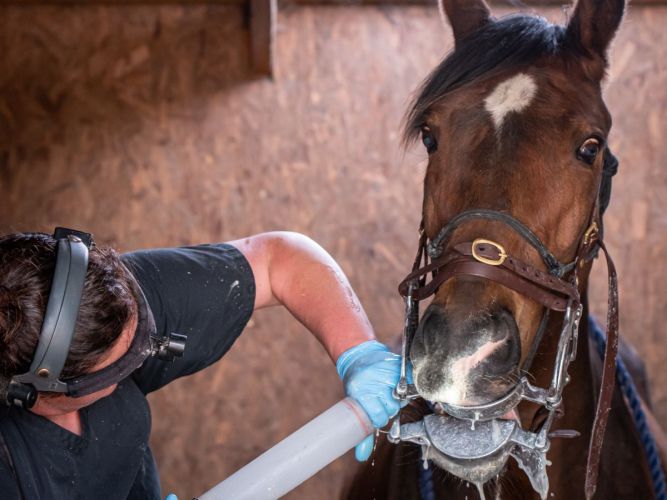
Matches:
[4,228,187,408]
[62,279,188,398]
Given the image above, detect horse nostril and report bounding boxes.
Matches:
[407,304,523,405]
[475,309,521,377]
[481,335,520,377]
[409,304,449,364]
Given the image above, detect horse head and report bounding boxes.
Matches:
[407,0,623,414]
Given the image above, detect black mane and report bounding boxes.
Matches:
[403,14,566,145]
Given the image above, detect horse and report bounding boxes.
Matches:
[346,0,667,498]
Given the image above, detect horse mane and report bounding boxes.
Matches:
[403,14,566,146]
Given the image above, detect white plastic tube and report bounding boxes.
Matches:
[197,397,373,500]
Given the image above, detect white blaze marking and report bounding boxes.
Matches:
[414,338,505,405]
[484,73,537,129]
[449,338,505,382]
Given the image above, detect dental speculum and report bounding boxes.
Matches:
[388,294,583,500]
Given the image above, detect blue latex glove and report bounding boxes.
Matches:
[336,340,412,462]
[165,494,178,500]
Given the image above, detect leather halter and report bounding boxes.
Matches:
[397,206,619,499]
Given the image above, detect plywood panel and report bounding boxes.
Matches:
[2,0,666,5]
[1,3,666,499]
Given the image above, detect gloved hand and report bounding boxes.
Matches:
[165,494,178,500]
[336,340,412,462]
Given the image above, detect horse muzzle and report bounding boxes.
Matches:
[411,302,521,407]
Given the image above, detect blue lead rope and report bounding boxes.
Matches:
[417,316,667,499]
[418,459,436,500]
[588,316,667,500]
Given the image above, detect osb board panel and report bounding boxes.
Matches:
[3,0,667,5]
[0,3,665,499]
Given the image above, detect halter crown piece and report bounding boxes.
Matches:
[389,199,619,499]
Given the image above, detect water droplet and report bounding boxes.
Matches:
[474,482,486,500]
[471,411,480,431]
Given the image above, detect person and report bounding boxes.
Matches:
[0,230,409,499]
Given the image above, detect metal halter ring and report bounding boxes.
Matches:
[471,238,508,266]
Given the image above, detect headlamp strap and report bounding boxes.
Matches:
[6,228,92,408]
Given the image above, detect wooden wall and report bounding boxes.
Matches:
[1,3,666,499]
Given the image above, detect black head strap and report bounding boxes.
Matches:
[11,229,91,394]
[62,265,187,398]
[63,276,155,398]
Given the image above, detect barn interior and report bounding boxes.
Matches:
[1,0,666,498]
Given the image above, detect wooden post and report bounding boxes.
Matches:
[250,0,277,77]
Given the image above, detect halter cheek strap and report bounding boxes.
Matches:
[583,237,619,499]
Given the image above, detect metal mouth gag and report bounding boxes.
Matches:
[389,208,599,499]
[388,412,551,499]
[389,300,581,500]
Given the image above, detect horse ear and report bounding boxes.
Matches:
[566,0,625,61]
[439,0,491,46]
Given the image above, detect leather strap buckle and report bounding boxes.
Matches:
[583,221,599,246]
[471,238,508,266]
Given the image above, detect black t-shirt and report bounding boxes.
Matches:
[0,243,255,500]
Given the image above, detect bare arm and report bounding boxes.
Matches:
[228,232,375,362]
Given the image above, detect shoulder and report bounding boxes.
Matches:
[125,244,257,393]
[120,243,255,328]
[226,232,323,309]
[121,243,252,277]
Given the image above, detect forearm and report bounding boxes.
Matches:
[230,232,405,460]
[230,232,375,361]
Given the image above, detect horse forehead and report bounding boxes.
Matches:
[484,73,538,129]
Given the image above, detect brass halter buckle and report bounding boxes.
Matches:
[472,238,508,266]
[583,221,599,246]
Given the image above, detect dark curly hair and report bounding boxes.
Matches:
[0,232,136,382]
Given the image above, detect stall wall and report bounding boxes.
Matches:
[1,3,666,498]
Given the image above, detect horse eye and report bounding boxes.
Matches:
[577,137,601,165]
[421,126,438,154]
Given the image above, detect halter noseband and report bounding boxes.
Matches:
[427,209,577,276]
